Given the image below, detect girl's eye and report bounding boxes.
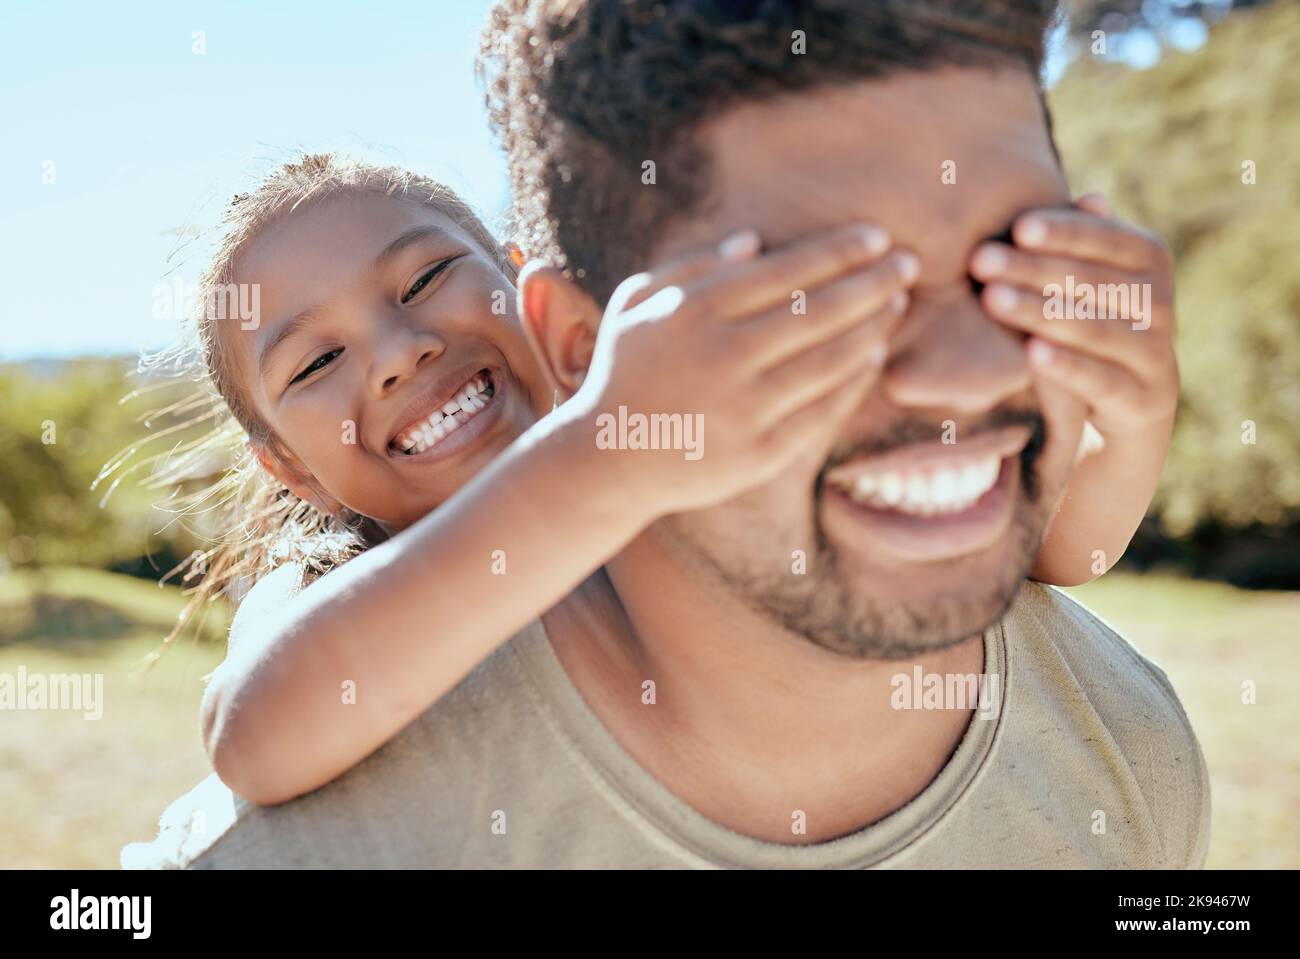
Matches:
[290,348,343,385]
[401,258,455,304]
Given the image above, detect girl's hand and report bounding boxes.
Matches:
[574,222,919,515]
[969,192,1179,446]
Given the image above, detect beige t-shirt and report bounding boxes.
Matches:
[122,582,1211,869]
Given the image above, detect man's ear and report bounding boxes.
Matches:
[516,261,602,399]
[246,438,342,516]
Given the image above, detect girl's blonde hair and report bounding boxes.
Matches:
[100,153,513,663]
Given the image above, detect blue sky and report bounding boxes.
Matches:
[0,0,505,360]
[0,1,1208,361]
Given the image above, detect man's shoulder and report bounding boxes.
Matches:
[1012,581,1188,712]
[122,621,550,870]
[1003,581,1212,868]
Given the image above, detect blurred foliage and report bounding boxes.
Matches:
[1050,0,1300,550]
[1063,0,1268,43]
[0,359,222,578]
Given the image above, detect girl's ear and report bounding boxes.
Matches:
[246,438,343,516]
[515,261,602,400]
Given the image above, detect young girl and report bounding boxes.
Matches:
[144,154,1172,806]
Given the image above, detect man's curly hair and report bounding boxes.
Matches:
[479,0,1062,307]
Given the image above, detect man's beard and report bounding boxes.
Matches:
[660,409,1051,659]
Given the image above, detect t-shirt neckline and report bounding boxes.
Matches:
[511,608,1010,869]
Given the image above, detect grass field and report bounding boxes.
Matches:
[0,567,227,869]
[1,566,1295,868]
[1064,574,1300,869]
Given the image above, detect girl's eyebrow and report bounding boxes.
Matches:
[259,305,325,379]
[372,224,455,273]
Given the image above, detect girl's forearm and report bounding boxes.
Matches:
[204,405,648,804]
[1029,425,1171,587]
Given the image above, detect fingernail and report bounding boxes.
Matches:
[1017,217,1047,247]
[855,224,890,256]
[719,229,760,260]
[890,290,908,313]
[1028,340,1053,366]
[987,284,1017,312]
[868,341,889,365]
[973,244,1007,275]
[896,251,920,283]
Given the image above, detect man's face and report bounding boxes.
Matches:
[640,66,1086,657]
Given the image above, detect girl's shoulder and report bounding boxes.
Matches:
[227,562,318,651]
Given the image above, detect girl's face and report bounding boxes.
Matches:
[227,190,550,532]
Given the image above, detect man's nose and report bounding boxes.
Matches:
[878,292,1033,414]
[367,310,448,397]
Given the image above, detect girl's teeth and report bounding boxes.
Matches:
[393,373,496,455]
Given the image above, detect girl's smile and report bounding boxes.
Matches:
[386,366,504,463]
[225,188,549,532]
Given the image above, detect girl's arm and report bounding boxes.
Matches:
[201,409,646,805]
[201,221,916,805]
[1029,421,1171,587]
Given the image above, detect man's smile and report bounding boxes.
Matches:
[821,424,1034,563]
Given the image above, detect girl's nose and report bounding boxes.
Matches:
[367,313,448,397]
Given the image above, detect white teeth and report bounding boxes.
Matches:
[961,461,997,500]
[904,473,928,506]
[932,469,958,505]
[842,455,1002,515]
[878,473,904,506]
[392,373,496,454]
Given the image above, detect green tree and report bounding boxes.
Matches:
[1050,1,1300,537]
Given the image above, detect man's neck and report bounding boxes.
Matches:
[541,529,987,844]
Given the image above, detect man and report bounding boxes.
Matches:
[125,0,1209,869]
